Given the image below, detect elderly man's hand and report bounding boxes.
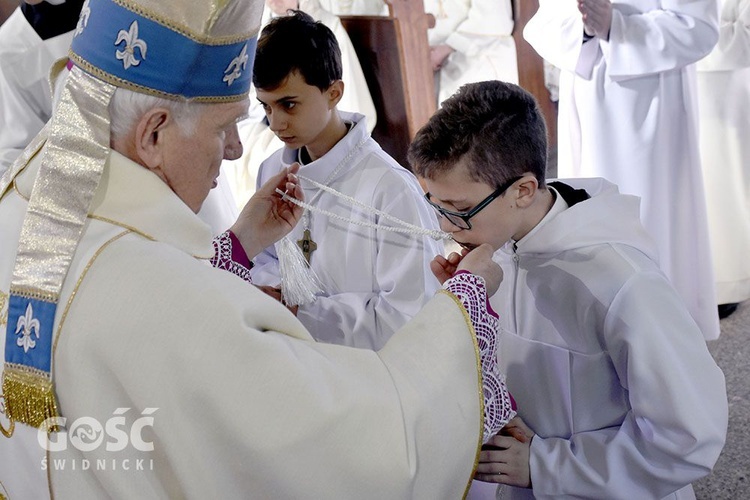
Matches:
[230,163,303,260]
[578,0,612,40]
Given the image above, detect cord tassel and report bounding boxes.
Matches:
[276,236,324,306]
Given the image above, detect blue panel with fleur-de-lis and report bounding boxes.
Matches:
[70,0,257,99]
[4,295,56,372]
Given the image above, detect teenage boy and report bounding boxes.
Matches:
[409,80,728,499]
[251,11,443,349]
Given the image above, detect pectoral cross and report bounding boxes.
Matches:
[297,229,317,264]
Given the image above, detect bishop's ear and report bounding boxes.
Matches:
[134,108,172,172]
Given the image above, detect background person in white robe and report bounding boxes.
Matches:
[0,0,515,496]
[222,0,377,208]
[251,11,443,349]
[524,0,722,340]
[0,0,238,235]
[425,0,518,105]
[0,0,78,173]
[697,0,750,319]
[410,80,728,500]
[318,0,386,15]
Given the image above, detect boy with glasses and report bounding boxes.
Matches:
[410,80,728,499]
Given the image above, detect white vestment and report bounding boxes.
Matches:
[424,0,518,104]
[524,0,722,340]
[491,179,727,500]
[696,0,750,304]
[0,7,237,234]
[317,0,387,15]
[222,0,377,208]
[0,146,484,499]
[0,8,73,173]
[252,112,444,350]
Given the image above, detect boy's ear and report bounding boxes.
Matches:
[134,108,171,172]
[327,80,345,108]
[514,175,539,208]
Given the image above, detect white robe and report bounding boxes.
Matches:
[0,8,73,173]
[524,1,722,340]
[222,0,377,208]
[0,146,484,499]
[696,0,750,304]
[0,7,238,235]
[424,0,518,104]
[491,178,727,500]
[317,0,387,15]
[252,112,444,350]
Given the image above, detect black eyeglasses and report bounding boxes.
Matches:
[424,176,523,230]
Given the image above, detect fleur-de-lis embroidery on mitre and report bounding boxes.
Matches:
[115,20,148,70]
[15,303,41,353]
[223,44,249,86]
[74,0,91,36]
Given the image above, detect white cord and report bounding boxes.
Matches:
[276,188,452,241]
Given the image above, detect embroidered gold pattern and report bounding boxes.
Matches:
[0,392,15,438]
[0,291,7,327]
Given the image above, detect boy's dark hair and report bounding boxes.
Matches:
[253,10,342,91]
[408,81,548,188]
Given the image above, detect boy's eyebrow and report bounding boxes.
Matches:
[429,194,466,206]
[256,95,299,105]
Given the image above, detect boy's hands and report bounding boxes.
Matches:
[431,244,503,296]
[430,249,467,284]
[475,416,535,488]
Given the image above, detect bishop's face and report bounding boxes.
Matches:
[158,99,248,213]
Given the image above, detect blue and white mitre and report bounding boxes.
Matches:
[0,0,263,432]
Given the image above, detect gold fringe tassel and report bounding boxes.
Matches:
[2,363,59,429]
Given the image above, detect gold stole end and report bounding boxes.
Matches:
[2,363,59,431]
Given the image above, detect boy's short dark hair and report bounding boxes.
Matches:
[408,81,548,188]
[252,10,342,91]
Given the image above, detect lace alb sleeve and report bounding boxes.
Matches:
[444,271,516,442]
[211,230,253,283]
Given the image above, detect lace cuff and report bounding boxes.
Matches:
[211,230,253,283]
[444,271,516,443]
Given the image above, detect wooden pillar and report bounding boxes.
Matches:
[512,0,557,150]
[384,0,436,139]
[341,0,436,168]
[0,0,19,26]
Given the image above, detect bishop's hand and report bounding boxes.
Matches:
[230,163,304,260]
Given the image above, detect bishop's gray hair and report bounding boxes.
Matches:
[108,88,207,143]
